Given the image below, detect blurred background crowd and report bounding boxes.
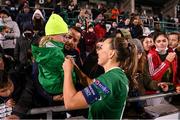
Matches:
[0,0,179,119]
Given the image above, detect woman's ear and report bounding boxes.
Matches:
[109,50,116,59]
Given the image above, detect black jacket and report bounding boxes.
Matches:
[0,70,34,118]
[14,34,39,65]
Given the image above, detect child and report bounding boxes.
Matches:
[0,69,33,119]
[31,13,77,105]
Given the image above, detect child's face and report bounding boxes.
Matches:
[0,80,14,97]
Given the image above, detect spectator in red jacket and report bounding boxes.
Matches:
[83,24,97,57]
[147,32,180,92]
[92,10,106,40]
[94,20,106,40]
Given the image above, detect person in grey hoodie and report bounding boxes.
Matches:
[0,8,20,57]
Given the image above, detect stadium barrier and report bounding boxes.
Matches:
[28,92,180,119]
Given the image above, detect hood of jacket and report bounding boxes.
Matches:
[32,9,45,21]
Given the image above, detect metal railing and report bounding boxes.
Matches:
[0,4,54,10]
[127,92,179,102]
[27,92,180,119]
[28,106,66,119]
[144,21,180,32]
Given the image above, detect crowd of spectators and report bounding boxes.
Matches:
[0,0,179,119]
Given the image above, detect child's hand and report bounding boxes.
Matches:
[53,94,63,101]
[5,115,19,120]
[5,98,15,107]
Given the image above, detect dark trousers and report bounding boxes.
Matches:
[4,48,14,57]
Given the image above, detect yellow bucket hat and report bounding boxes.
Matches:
[45,13,68,35]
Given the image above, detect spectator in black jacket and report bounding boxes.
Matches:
[0,63,33,119]
[16,4,33,33]
[130,16,143,39]
[14,22,39,77]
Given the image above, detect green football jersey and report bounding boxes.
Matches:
[82,67,129,119]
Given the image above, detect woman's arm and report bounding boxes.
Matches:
[4,22,20,39]
[63,58,88,110]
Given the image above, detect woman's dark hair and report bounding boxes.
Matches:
[0,70,8,88]
[140,35,153,43]
[153,32,168,42]
[110,37,138,88]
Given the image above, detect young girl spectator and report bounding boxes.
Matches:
[141,36,154,53]
[124,39,169,118]
[0,56,33,119]
[147,32,180,92]
[129,15,143,39]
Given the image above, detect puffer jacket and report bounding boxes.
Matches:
[0,17,20,49]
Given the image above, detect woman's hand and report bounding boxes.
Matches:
[166,52,176,62]
[5,98,15,107]
[158,82,169,92]
[62,56,74,73]
[176,86,180,93]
